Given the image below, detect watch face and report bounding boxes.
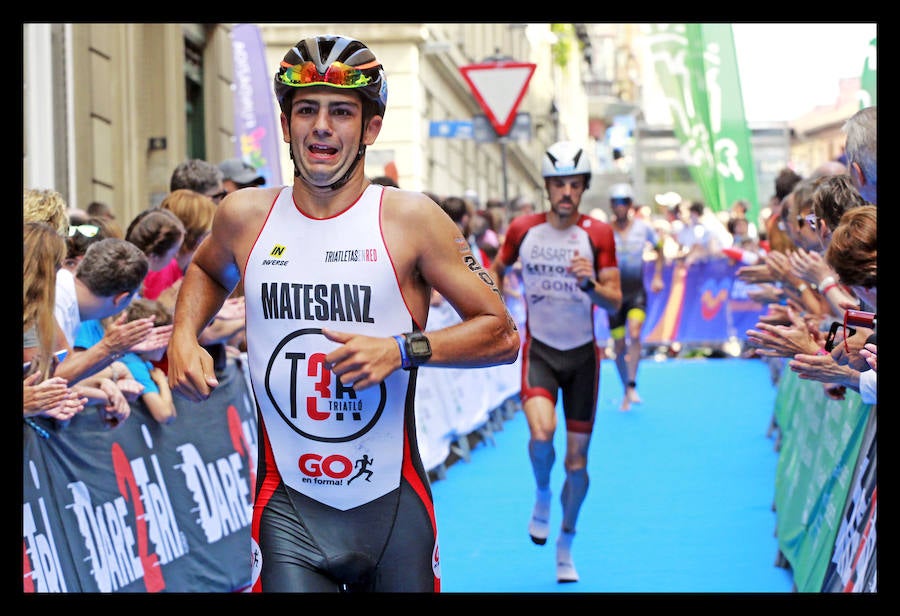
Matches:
[410,338,430,354]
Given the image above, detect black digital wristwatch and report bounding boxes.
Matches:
[403,331,432,369]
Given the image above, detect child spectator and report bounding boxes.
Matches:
[125,207,186,278]
[110,299,178,424]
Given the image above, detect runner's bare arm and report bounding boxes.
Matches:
[388,191,519,368]
[167,193,252,401]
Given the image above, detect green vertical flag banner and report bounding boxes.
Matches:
[859,36,876,108]
[645,24,760,220]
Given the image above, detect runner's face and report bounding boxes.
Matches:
[546,175,586,218]
[612,201,631,222]
[281,87,368,188]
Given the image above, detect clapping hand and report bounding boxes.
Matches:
[747,283,784,305]
[131,324,173,353]
[746,303,821,357]
[736,263,774,284]
[23,374,87,420]
[104,314,156,355]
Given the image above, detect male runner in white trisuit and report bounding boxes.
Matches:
[608,183,664,411]
[489,142,621,583]
[167,34,519,592]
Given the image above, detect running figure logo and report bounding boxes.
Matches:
[347,454,374,484]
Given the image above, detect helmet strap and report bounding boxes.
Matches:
[327,142,366,191]
[327,120,369,190]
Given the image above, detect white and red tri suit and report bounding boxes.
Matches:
[243,184,439,592]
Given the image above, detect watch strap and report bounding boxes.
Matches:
[393,335,411,370]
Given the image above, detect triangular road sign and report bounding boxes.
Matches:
[459,61,536,137]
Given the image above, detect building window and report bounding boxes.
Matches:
[184,30,206,161]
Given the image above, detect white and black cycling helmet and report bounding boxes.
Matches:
[541,141,591,188]
[274,35,388,119]
[609,183,634,204]
[274,35,388,190]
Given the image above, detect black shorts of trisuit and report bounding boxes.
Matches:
[520,336,600,434]
[607,285,648,332]
[256,478,438,592]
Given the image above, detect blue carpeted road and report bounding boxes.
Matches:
[430,357,796,594]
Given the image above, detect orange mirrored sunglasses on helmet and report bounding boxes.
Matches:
[278,60,378,89]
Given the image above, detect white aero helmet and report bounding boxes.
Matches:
[609,183,634,203]
[541,141,591,187]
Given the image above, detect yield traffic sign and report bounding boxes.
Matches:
[459,60,536,137]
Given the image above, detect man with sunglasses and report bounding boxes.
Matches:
[787,177,828,254]
[167,34,519,593]
[169,158,227,204]
[788,174,866,318]
[218,158,266,194]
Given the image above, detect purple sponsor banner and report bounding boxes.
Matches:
[593,258,767,345]
[231,23,282,187]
